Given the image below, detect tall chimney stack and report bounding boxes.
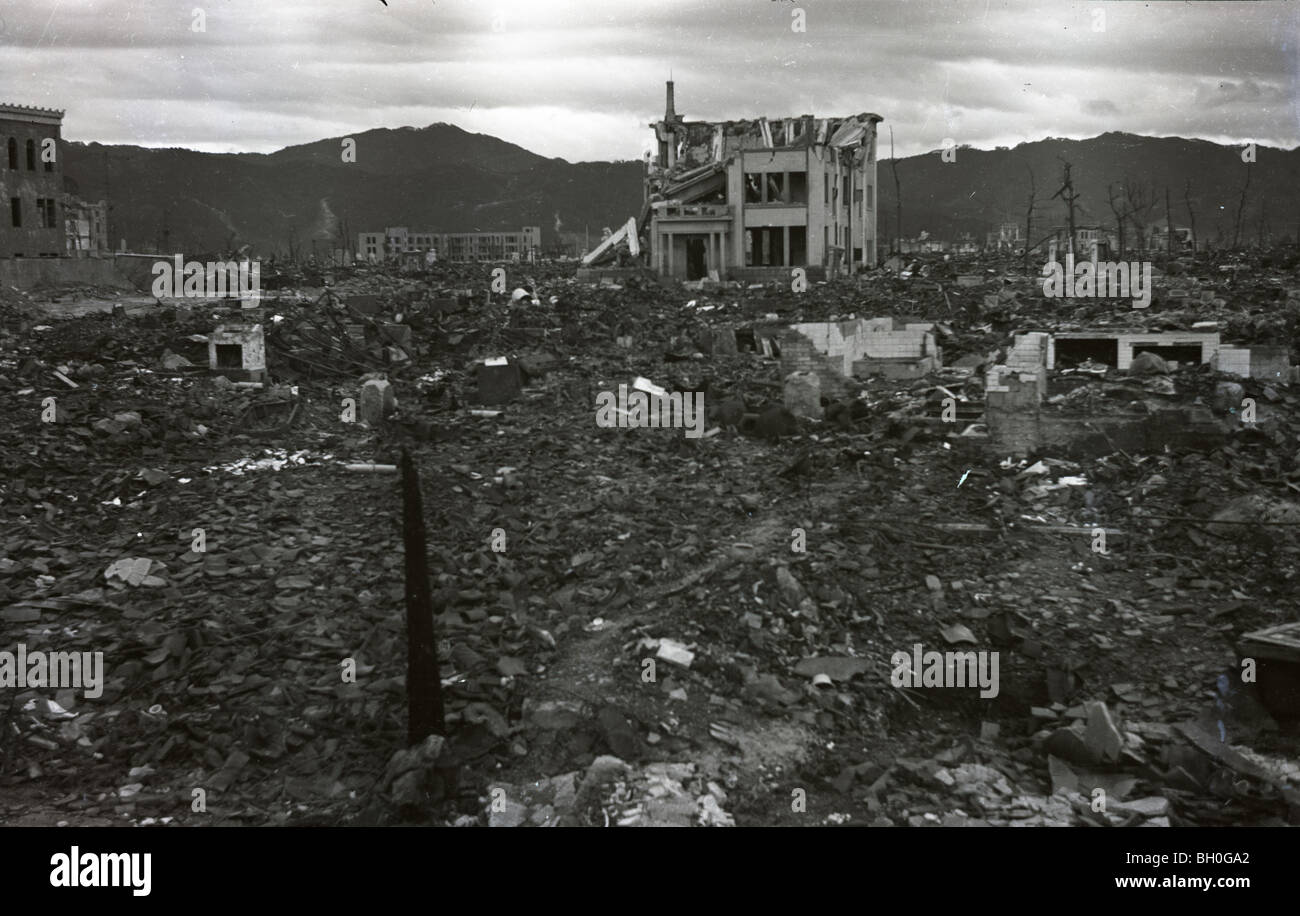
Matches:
[665,80,676,121]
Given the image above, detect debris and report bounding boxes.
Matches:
[783,371,823,420]
[655,639,695,668]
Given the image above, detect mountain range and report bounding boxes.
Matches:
[58,124,1299,258]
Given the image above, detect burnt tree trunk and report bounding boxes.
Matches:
[401,446,444,744]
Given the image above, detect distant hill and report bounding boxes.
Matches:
[877,133,1300,248]
[61,123,645,256]
[58,126,1299,258]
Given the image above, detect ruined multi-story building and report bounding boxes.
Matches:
[644,82,882,281]
[0,103,65,259]
[359,226,541,263]
[65,196,109,257]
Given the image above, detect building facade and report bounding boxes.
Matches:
[358,226,541,263]
[985,222,1023,251]
[1,103,65,258]
[1039,225,1114,261]
[645,82,882,281]
[65,196,109,257]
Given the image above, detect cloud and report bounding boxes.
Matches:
[0,0,1294,161]
[1083,99,1121,118]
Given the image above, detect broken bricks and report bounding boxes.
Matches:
[104,557,166,589]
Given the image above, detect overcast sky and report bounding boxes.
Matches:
[0,0,1295,161]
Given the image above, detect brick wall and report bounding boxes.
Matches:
[989,405,1224,458]
[780,317,940,391]
[777,328,847,397]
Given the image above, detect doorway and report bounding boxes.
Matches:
[686,237,707,280]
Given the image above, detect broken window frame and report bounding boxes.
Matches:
[744,170,807,206]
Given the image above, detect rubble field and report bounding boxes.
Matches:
[2,251,1299,828]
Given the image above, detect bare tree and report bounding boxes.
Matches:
[1164,186,1173,256]
[1023,162,1038,273]
[1123,178,1156,253]
[1183,178,1198,252]
[1051,160,1080,258]
[1232,160,1252,249]
[1107,183,1128,258]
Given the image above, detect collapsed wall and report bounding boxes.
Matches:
[777,317,941,398]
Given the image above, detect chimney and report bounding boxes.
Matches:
[665,80,676,122]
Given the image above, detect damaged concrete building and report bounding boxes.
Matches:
[643,82,882,282]
[0,103,65,259]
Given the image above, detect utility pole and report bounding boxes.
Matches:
[1023,162,1038,274]
[103,147,114,253]
[1165,186,1173,256]
[889,125,901,255]
[400,448,445,743]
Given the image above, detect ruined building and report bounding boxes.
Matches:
[359,227,542,264]
[643,82,882,281]
[0,103,65,259]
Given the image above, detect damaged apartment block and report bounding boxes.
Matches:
[635,82,882,282]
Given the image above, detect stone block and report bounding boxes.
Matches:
[359,378,395,425]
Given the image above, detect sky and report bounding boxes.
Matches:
[0,0,1296,162]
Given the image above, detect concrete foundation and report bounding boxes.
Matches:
[1018,328,1287,381]
[1049,331,1220,372]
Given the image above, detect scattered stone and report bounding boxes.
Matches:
[775,565,807,606]
[1128,351,1169,375]
[1085,701,1124,763]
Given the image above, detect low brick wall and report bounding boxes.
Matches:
[778,316,939,394]
[0,256,133,290]
[988,405,1226,458]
